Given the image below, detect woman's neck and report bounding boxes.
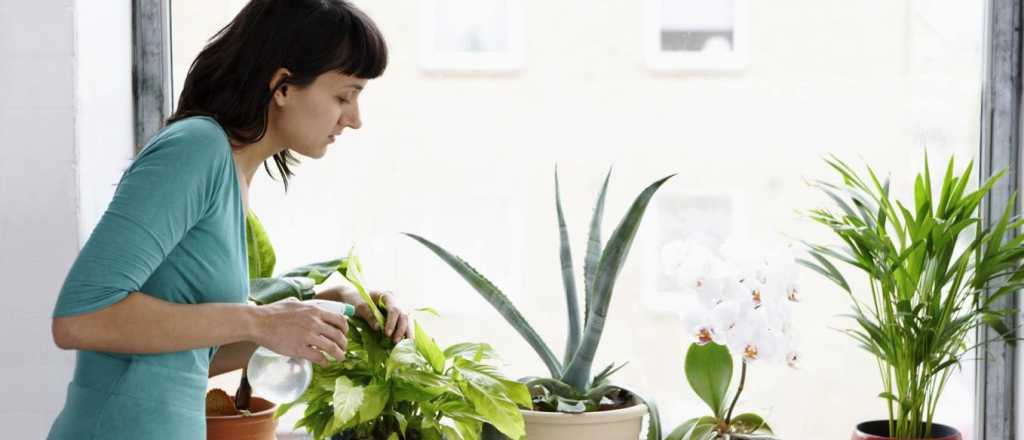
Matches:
[230,134,285,186]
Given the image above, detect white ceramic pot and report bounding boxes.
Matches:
[519,400,647,440]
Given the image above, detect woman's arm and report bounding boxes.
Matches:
[52,291,261,354]
[209,340,259,378]
[205,289,360,377]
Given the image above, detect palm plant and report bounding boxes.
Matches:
[801,155,1024,439]
[405,167,674,440]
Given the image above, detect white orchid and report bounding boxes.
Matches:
[674,238,801,368]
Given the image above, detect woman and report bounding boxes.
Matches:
[47,1,409,438]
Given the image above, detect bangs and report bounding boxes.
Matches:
[326,6,388,79]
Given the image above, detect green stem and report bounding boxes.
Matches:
[724,360,748,425]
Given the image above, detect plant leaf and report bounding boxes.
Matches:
[245,210,277,279]
[684,343,733,417]
[404,232,563,377]
[562,174,675,390]
[278,258,346,284]
[331,376,364,428]
[665,417,701,440]
[415,322,446,374]
[585,167,612,326]
[342,247,385,327]
[358,382,390,423]
[249,277,316,304]
[555,167,583,367]
[730,413,769,433]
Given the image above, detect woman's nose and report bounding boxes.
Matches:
[342,107,362,130]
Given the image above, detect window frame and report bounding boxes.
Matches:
[132,0,173,153]
[977,0,1022,439]
[138,0,1022,436]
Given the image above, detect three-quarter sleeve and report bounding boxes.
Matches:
[53,120,229,318]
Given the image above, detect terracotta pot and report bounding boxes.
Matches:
[518,399,648,440]
[207,397,279,440]
[852,420,962,440]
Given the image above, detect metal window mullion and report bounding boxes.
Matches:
[977,0,1022,439]
[132,0,173,152]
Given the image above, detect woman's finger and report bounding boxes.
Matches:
[355,303,378,329]
[317,322,348,351]
[301,344,330,367]
[392,313,410,343]
[311,334,346,364]
[384,309,399,337]
[318,308,349,334]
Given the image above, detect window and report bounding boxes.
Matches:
[418,0,525,73]
[644,0,750,72]
[148,0,1020,438]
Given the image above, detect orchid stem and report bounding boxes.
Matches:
[725,360,747,425]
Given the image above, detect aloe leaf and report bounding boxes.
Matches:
[585,167,612,325]
[404,233,563,377]
[554,167,583,367]
[562,174,675,390]
[522,376,581,399]
[590,361,629,387]
[613,386,662,440]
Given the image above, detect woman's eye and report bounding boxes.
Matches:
[337,97,350,104]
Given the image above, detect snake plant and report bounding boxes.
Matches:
[405,168,674,440]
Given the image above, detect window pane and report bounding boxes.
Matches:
[434,0,510,53]
[660,0,735,52]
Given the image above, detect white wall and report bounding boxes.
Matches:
[0,0,132,437]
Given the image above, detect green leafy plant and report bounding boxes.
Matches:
[405,168,674,439]
[801,155,1024,438]
[244,211,349,305]
[224,213,352,413]
[274,249,532,440]
[666,343,777,440]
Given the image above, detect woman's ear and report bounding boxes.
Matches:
[269,67,293,106]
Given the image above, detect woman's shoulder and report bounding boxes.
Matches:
[127,116,235,188]
[140,116,232,161]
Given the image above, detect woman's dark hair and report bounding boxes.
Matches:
[168,0,387,190]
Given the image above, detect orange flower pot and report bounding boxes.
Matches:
[207,396,279,440]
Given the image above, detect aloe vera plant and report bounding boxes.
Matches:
[802,155,1024,439]
[405,168,674,439]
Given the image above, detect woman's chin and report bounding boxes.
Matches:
[292,146,328,159]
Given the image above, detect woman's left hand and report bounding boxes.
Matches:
[314,286,412,343]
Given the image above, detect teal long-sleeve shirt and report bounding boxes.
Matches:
[48,116,249,439]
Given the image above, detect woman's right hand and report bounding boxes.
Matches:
[253,297,349,367]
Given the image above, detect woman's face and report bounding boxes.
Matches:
[269,70,367,159]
